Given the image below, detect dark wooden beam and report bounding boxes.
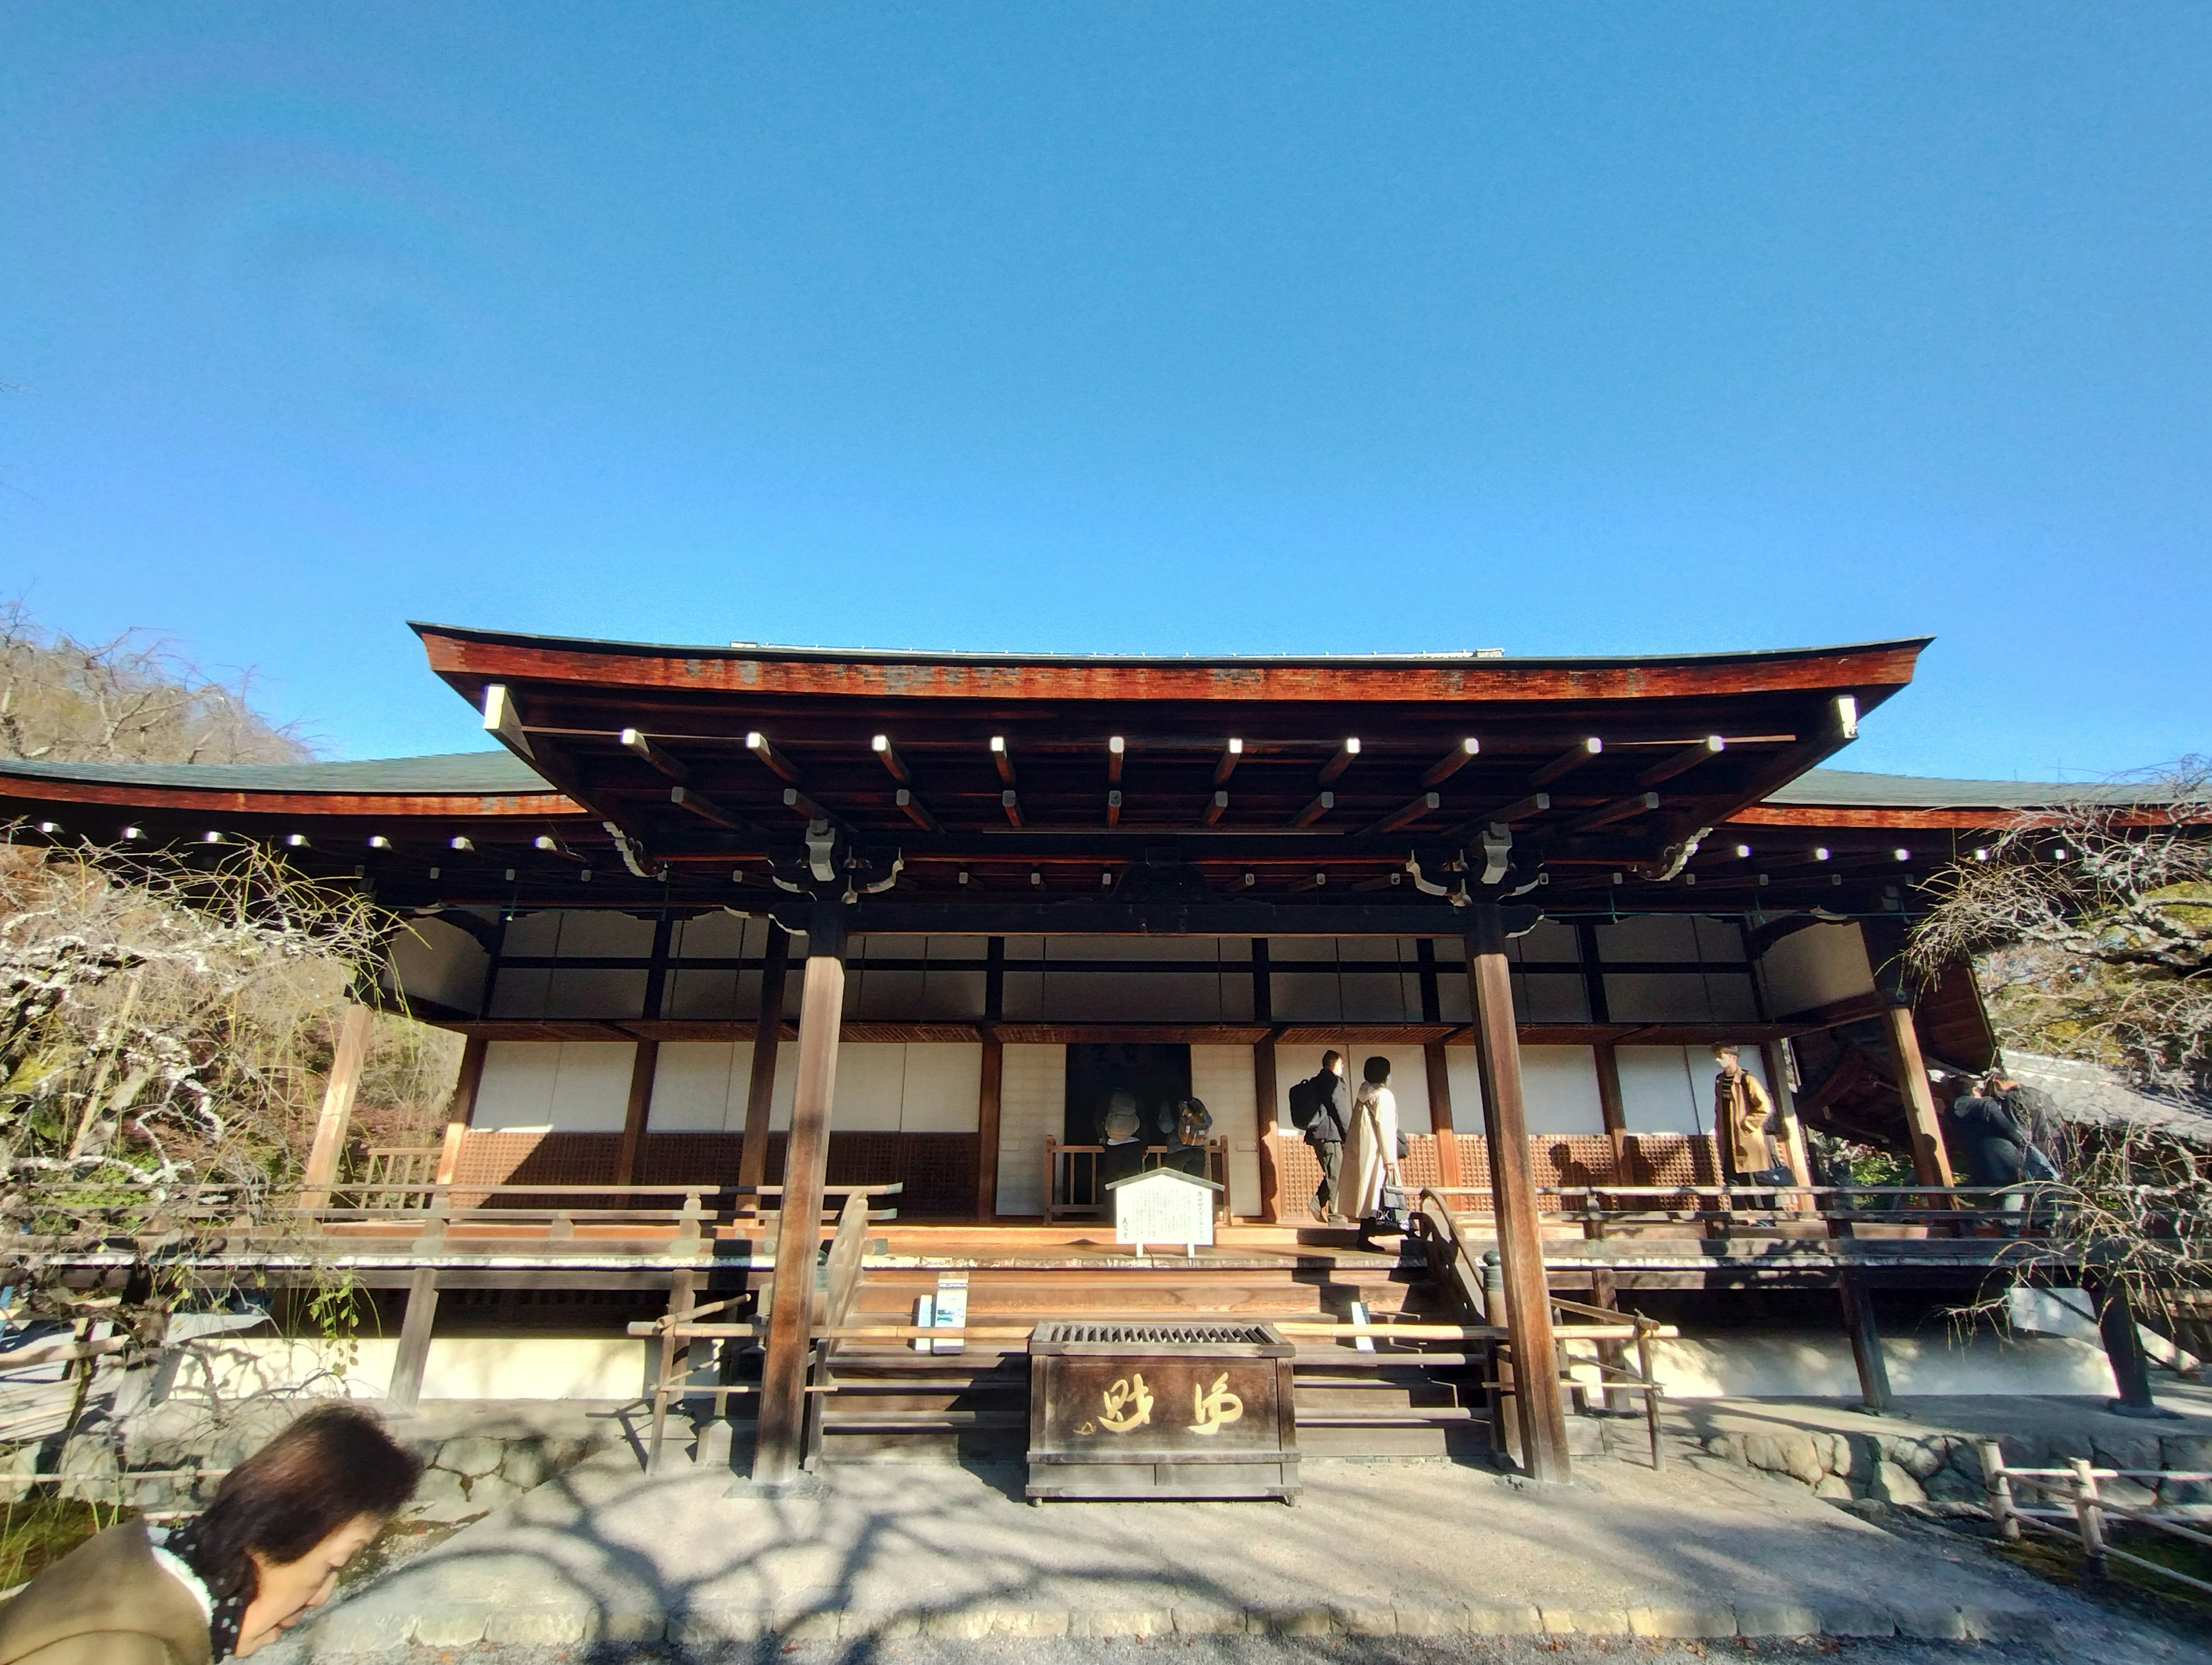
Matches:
[745,730,803,784]
[736,923,790,1198]
[1369,790,1441,836]
[669,785,757,834]
[1105,788,1122,828]
[1202,790,1228,827]
[1637,735,1724,789]
[976,1031,1004,1220]
[1317,738,1361,786]
[1001,788,1023,828]
[1568,791,1661,833]
[1212,738,1244,787]
[1107,735,1124,784]
[1289,790,1335,829]
[1420,737,1481,789]
[870,734,911,784]
[781,786,831,821]
[895,788,937,832]
[620,728,689,784]
[991,735,1017,786]
[1531,737,1603,787]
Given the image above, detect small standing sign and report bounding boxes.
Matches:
[1108,1167,1222,1256]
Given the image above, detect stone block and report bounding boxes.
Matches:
[408,1464,467,1507]
[1892,1604,1968,1641]
[1735,1605,1820,1637]
[304,1599,418,1654]
[463,1471,524,1510]
[778,1609,842,1640]
[1923,1467,1980,1503]
[1779,1432,1825,1485]
[1813,1476,1854,1501]
[437,1435,503,1479]
[1392,1606,1467,1636]
[483,1604,594,1645]
[1816,1603,1896,1637]
[1537,1607,1576,1634]
[1463,1605,1542,1635]
[601,1607,667,1642]
[670,1606,768,1643]
[1869,1460,1926,1505]
[840,1611,922,1640]
[1338,1607,1397,1636]
[986,1607,1070,1637]
[1172,1606,1251,1635]
[411,1602,493,1648]
[1743,1432,1781,1474]
[1630,1607,1734,1639]
[499,1440,552,1490]
[1962,1606,2057,1642]
[1253,1607,1335,1636]
[1071,1608,1169,1638]
[1704,1433,1738,1462]
[1883,1435,1946,1481]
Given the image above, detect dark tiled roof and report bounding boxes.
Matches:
[0,751,552,795]
[1770,769,2185,810]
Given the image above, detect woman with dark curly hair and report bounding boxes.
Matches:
[0,1402,422,1662]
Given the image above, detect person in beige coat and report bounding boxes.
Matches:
[0,1404,421,1663]
[1344,1054,1402,1225]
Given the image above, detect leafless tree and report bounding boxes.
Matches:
[0,601,314,766]
[1908,758,2212,1098]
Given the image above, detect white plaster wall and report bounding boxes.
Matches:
[159,1337,653,1402]
[474,1041,635,1132]
[1612,1045,1771,1136]
[1277,1044,1430,1132]
[645,1041,976,1134]
[995,1042,1066,1216]
[1637,1332,2117,1399]
[1517,1045,1607,1135]
[899,1044,983,1133]
[1190,1045,1260,1216]
[1758,921,1876,1018]
[383,917,489,1015]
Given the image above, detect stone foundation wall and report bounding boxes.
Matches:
[1703,1424,2212,1510]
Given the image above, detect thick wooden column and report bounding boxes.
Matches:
[1253,1031,1282,1223]
[432,1036,486,1188]
[975,1031,1004,1219]
[1839,1273,1893,1413]
[301,1003,375,1206]
[615,1039,660,1186]
[1593,1041,1628,1178]
[387,1266,440,1412]
[1423,1039,1463,1187]
[1464,907,1571,1483]
[1881,1003,1956,1188]
[753,904,847,1484]
[1759,1038,1813,1188]
[737,923,791,1199]
[2092,1278,2161,1414]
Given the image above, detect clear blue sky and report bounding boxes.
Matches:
[3,6,2206,779]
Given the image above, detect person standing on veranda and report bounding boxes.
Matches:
[1298,1049,1353,1223]
[1344,1055,1402,1227]
[1710,1044,1791,1192]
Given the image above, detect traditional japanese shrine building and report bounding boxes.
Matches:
[3,623,2180,1481]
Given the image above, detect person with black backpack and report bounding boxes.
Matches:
[1287,1050,1351,1223]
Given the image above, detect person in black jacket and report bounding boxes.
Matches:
[1946,1088,2030,1231]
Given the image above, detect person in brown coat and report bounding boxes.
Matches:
[1711,1044,1792,1190]
[0,1402,421,1663]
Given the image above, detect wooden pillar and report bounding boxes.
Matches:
[1839,1273,1892,1413]
[1593,1041,1627,1178]
[615,1039,660,1186]
[2091,1277,2161,1414]
[1881,1003,1955,1188]
[753,903,847,1484]
[301,1003,375,1206]
[1423,1039,1462,1187]
[448,1034,489,1128]
[1760,1038,1813,1188]
[975,1031,1004,1219]
[1253,1031,1282,1223]
[387,1266,440,1412]
[737,923,791,1199]
[1464,906,1571,1483]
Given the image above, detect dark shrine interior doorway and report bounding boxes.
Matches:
[1064,1042,1192,1147]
